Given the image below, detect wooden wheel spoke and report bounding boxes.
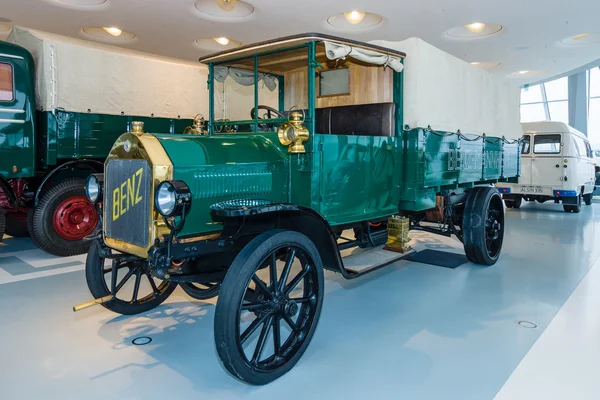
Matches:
[241,312,270,345]
[145,272,159,295]
[269,252,278,291]
[278,248,296,292]
[252,274,273,299]
[282,313,298,332]
[251,315,273,365]
[114,267,136,293]
[131,269,142,303]
[272,315,281,356]
[284,267,309,296]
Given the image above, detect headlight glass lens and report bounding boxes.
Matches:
[86,175,100,203]
[156,182,176,216]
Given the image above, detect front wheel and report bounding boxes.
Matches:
[214,230,324,385]
[463,187,505,266]
[85,242,178,315]
[30,178,99,256]
[583,193,593,206]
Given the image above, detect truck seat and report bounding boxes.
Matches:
[315,103,396,136]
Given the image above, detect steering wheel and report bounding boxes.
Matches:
[250,105,286,130]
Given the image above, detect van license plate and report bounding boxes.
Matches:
[520,186,543,193]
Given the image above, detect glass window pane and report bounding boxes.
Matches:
[548,100,569,124]
[0,63,14,102]
[589,98,600,145]
[544,77,568,101]
[534,134,562,154]
[521,85,543,104]
[590,67,600,98]
[521,103,546,122]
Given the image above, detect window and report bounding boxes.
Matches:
[0,62,14,102]
[521,85,543,104]
[319,68,349,96]
[534,134,562,154]
[585,141,593,158]
[521,135,531,154]
[521,103,546,122]
[548,101,568,124]
[544,77,568,101]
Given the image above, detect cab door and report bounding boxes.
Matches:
[531,133,563,188]
[519,134,532,185]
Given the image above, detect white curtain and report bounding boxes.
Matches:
[324,41,404,73]
[214,66,277,91]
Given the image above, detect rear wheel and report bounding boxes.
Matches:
[85,242,178,315]
[180,282,221,300]
[215,230,324,385]
[5,212,29,237]
[29,178,98,256]
[512,196,522,209]
[463,187,505,266]
[583,193,593,206]
[563,195,582,213]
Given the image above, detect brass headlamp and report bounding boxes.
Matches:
[278,106,309,154]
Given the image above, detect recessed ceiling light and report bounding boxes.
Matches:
[470,62,501,70]
[214,37,230,45]
[465,22,486,33]
[508,70,546,79]
[327,12,382,30]
[559,33,600,46]
[445,23,503,40]
[344,10,366,25]
[518,70,529,74]
[196,38,242,51]
[103,27,122,37]
[81,26,137,44]
[195,0,254,20]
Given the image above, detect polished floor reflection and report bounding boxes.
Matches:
[1,200,599,399]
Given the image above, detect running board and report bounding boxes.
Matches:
[340,245,413,278]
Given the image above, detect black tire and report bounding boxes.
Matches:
[462,187,505,266]
[5,212,29,237]
[180,282,221,300]
[30,178,98,257]
[563,195,582,213]
[583,193,593,206]
[215,229,324,385]
[85,241,177,315]
[512,196,522,209]
[504,201,514,209]
[0,207,5,242]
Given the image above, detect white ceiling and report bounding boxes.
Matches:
[1,0,600,85]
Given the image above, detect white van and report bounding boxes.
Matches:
[497,121,595,213]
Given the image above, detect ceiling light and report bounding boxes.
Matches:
[214,0,237,12]
[572,33,590,41]
[471,62,481,65]
[518,70,529,75]
[214,37,230,45]
[465,22,486,33]
[344,10,366,25]
[103,27,122,37]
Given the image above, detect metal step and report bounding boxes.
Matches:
[341,244,413,274]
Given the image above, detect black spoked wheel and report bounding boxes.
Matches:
[215,230,324,385]
[463,187,505,266]
[85,242,178,315]
[180,282,221,300]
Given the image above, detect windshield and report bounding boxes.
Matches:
[210,46,309,133]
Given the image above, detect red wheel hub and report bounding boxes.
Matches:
[52,196,98,241]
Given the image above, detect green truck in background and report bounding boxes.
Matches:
[74,34,523,384]
[0,27,207,256]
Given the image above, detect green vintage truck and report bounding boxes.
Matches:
[0,27,207,255]
[74,34,522,384]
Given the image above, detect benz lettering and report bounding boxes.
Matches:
[112,167,144,221]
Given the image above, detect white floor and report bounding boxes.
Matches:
[1,201,600,399]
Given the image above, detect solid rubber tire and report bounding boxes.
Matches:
[29,178,94,256]
[0,208,5,242]
[214,229,324,385]
[5,212,30,237]
[85,241,178,315]
[462,187,504,266]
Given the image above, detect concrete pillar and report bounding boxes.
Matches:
[568,71,588,135]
